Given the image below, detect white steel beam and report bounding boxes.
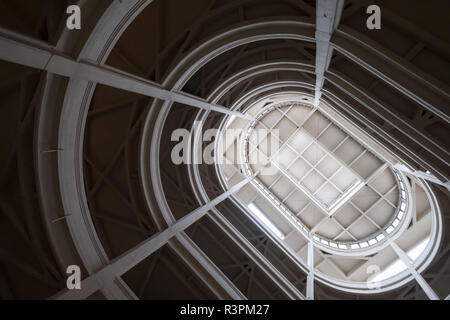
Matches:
[102,277,139,300]
[394,163,450,192]
[209,207,305,299]
[391,242,440,300]
[51,177,251,300]
[306,241,315,300]
[0,29,252,120]
[314,0,344,106]
[172,234,246,300]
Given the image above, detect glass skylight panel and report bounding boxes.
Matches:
[278,116,365,215]
[400,202,406,211]
[290,130,313,153]
[392,218,400,227]
[360,241,369,248]
[248,203,285,240]
[376,234,385,241]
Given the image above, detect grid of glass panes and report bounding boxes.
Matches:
[249,104,364,213]
[237,102,404,251]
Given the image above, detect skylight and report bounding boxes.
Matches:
[248,203,285,240]
[238,102,408,252]
[273,126,364,214]
[219,93,439,293]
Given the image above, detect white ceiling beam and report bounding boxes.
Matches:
[391,242,440,300]
[38,0,156,301]
[0,29,252,121]
[306,241,315,300]
[102,278,139,300]
[51,177,251,299]
[314,0,345,106]
[394,163,450,192]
